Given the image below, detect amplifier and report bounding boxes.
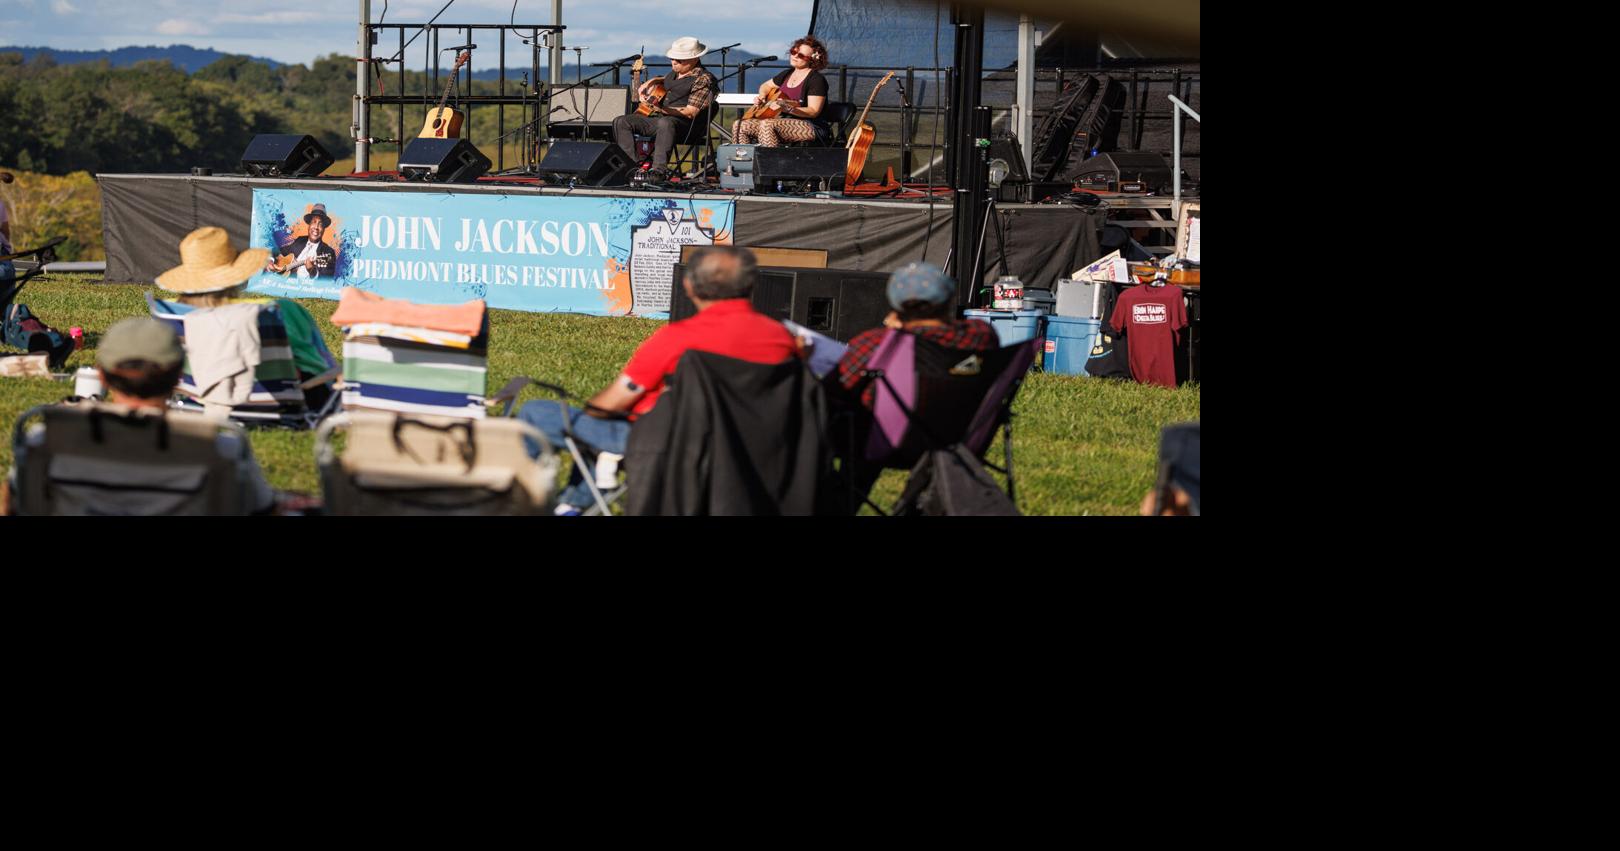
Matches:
[753,147,848,192]
[1071,152,1172,194]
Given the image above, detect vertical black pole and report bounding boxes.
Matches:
[949,4,986,308]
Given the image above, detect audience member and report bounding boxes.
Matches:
[1140,422,1199,516]
[4,317,276,514]
[157,227,338,409]
[518,246,801,514]
[1,170,16,285]
[825,262,998,510]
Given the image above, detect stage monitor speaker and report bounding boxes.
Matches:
[669,264,888,342]
[399,137,491,183]
[540,140,633,186]
[1071,151,1172,193]
[753,147,848,192]
[240,134,334,178]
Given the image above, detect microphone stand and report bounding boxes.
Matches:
[496,59,636,173]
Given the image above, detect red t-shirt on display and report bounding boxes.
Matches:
[1109,284,1187,389]
[621,299,799,417]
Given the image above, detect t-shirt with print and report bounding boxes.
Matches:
[1108,284,1187,388]
[621,298,799,417]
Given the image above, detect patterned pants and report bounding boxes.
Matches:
[732,118,818,147]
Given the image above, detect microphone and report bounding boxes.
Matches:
[747,55,778,65]
[443,43,477,52]
[609,54,641,65]
[894,78,913,108]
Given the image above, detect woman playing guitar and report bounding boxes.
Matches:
[733,36,831,147]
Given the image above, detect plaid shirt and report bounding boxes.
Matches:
[836,319,999,407]
[663,68,715,114]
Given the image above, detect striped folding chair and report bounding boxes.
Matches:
[146,293,334,429]
[337,313,491,419]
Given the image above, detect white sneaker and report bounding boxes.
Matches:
[594,452,623,489]
[553,504,584,516]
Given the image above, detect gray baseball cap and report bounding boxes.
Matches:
[886,262,955,310]
[96,318,184,370]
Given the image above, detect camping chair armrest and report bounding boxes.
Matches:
[299,365,342,391]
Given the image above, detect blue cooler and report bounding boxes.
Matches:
[1043,315,1100,375]
[963,309,1045,346]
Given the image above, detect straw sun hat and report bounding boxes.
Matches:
[155,226,269,295]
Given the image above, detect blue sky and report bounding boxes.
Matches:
[1,0,816,69]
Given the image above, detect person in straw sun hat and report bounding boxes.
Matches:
[261,203,337,279]
[611,36,718,182]
[154,226,338,409]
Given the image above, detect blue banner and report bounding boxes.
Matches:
[246,188,735,318]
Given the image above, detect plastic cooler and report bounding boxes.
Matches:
[1043,315,1101,375]
[963,309,1045,345]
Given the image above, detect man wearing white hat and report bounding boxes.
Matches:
[610,36,717,181]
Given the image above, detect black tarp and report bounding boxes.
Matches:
[99,175,1102,291]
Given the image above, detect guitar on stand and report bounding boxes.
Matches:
[844,71,895,190]
[420,50,472,138]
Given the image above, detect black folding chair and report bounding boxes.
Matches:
[835,334,1039,515]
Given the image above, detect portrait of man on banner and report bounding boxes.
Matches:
[264,203,339,279]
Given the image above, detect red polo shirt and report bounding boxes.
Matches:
[622,299,800,417]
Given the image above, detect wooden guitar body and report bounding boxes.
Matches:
[636,78,668,116]
[742,82,799,121]
[842,72,895,188]
[418,51,471,138]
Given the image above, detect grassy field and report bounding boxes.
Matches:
[0,274,1200,515]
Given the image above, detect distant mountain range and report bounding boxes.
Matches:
[0,44,283,73]
[0,44,777,80]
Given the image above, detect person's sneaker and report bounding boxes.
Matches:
[553,504,584,516]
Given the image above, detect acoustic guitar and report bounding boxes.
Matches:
[419,50,471,138]
[630,50,668,116]
[741,82,799,121]
[272,252,331,276]
[844,71,895,189]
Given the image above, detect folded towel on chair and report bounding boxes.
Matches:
[330,287,486,336]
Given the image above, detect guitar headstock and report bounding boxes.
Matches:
[452,50,471,72]
[632,47,645,75]
[874,71,896,93]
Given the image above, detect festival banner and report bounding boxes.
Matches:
[246,188,734,317]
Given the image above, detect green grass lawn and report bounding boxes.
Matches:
[1,274,1200,515]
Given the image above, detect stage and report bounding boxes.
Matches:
[98,173,1105,316]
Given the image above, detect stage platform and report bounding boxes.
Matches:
[98,173,1107,315]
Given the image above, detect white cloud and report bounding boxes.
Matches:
[51,0,78,14]
[155,19,210,37]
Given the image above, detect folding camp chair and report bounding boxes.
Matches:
[314,409,559,515]
[336,310,492,420]
[837,334,1040,515]
[146,293,340,428]
[486,377,629,516]
[620,350,832,516]
[9,401,261,515]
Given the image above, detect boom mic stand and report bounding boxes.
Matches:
[494,56,637,174]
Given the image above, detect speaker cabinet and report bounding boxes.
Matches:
[1071,151,1172,193]
[399,137,491,183]
[753,147,849,192]
[669,265,889,342]
[540,140,633,186]
[240,134,334,178]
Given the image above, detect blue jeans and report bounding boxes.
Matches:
[517,400,631,507]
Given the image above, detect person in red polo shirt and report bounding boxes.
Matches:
[518,246,801,514]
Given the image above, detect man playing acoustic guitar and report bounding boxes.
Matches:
[610,36,717,182]
[263,203,336,279]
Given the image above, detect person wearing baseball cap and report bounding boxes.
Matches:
[610,36,718,182]
[3,317,276,514]
[825,262,999,511]
[832,262,998,410]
